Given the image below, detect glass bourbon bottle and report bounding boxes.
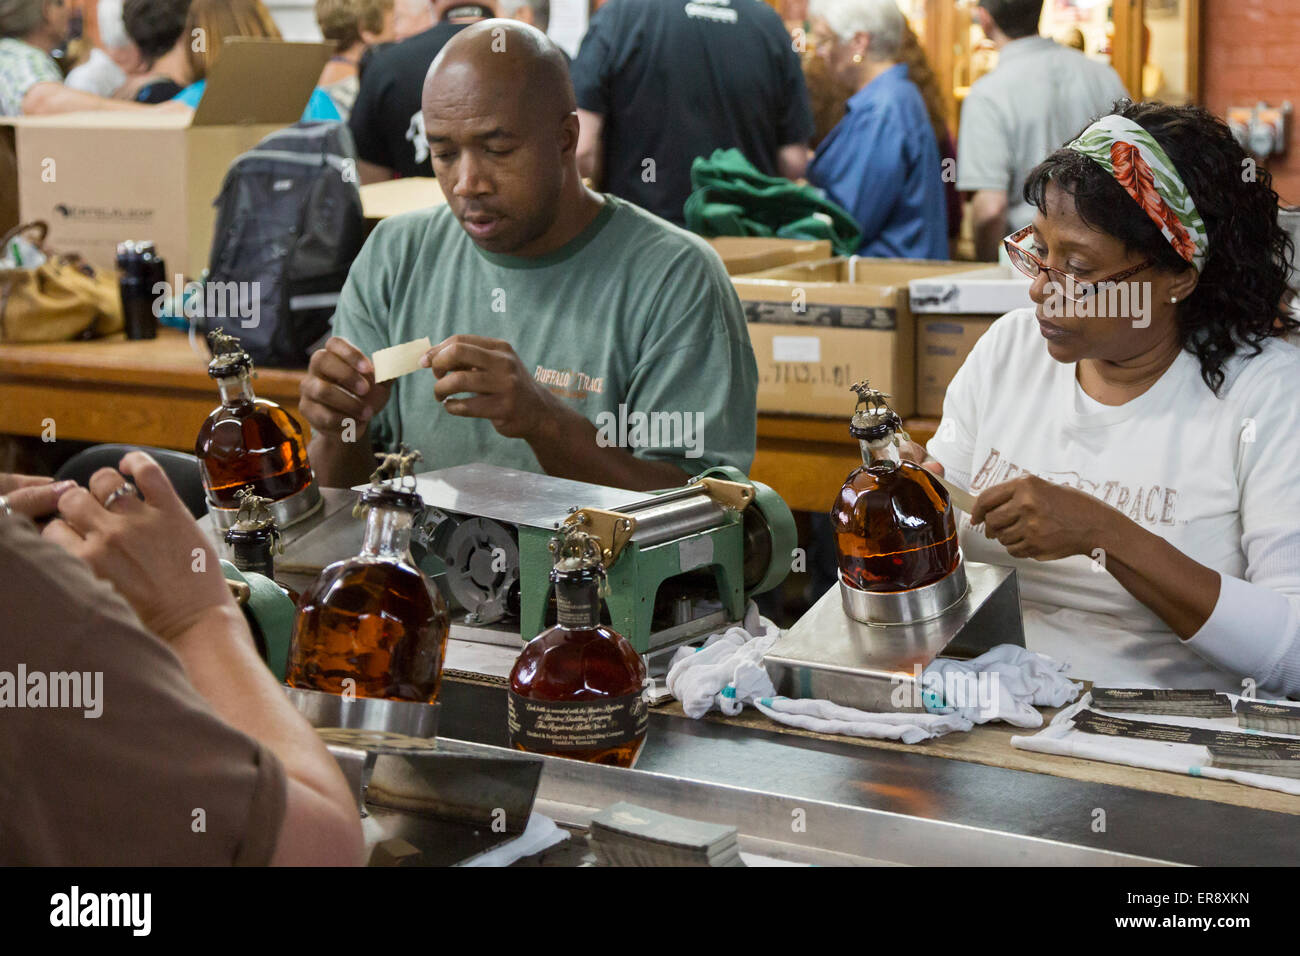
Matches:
[195,329,320,529]
[831,382,960,592]
[508,527,649,768]
[225,486,299,606]
[286,455,449,704]
[225,486,298,669]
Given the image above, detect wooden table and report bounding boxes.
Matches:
[0,329,309,451]
[0,331,937,512]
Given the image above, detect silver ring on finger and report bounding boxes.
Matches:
[102,481,139,512]
[0,495,11,518]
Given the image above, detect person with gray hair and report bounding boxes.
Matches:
[804,0,946,258]
[0,0,147,113]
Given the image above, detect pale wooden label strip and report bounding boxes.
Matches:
[932,472,977,514]
[372,336,432,383]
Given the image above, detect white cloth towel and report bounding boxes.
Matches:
[666,602,782,719]
[752,697,973,744]
[926,644,1083,728]
[666,606,1083,742]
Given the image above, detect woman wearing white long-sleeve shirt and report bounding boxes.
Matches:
[916,100,1300,695]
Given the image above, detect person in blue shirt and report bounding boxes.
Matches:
[806,0,946,260]
[172,0,341,121]
[173,77,342,121]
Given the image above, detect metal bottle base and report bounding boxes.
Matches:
[284,685,440,738]
[839,558,969,626]
[208,479,323,530]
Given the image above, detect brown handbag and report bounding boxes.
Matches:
[0,221,124,343]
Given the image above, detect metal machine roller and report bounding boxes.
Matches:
[622,487,729,547]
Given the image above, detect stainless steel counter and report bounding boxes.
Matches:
[438,679,1300,866]
[251,488,1300,867]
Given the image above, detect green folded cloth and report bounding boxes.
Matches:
[684,148,861,256]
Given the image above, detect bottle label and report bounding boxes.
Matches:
[555,586,600,629]
[231,540,274,578]
[508,690,648,754]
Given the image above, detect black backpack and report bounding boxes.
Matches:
[204,121,364,367]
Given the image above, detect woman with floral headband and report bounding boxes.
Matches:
[914,100,1300,694]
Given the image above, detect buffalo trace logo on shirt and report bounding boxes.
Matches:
[971,447,1179,527]
[534,364,605,400]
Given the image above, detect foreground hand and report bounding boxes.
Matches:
[300,336,392,436]
[422,334,558,439]
[0,474,76,519]
[971,475,1116,561]
[42,452,232,642]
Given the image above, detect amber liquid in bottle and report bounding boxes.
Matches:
[509,572,648,768]
[832,438,959,592]
[196,371,314,509]
[286,500,449,703]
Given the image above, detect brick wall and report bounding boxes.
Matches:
[1202,0,1300,204]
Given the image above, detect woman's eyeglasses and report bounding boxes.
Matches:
[1002,225,1155,303]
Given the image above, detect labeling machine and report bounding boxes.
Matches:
[411,462,797,655]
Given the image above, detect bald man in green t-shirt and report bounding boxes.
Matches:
[299,19,758,492]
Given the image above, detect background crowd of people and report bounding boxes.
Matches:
[0,0,1142,263]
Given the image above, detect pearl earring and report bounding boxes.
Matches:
[1170,296,1178,304]
[853,53,863,63]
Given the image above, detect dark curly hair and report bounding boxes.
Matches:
[1024,100,1298,395]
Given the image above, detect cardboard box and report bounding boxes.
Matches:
[732,257,977,418]
[913,317,997,417]
[1,39,332,277]
[909,265,1033,417]
[908,264,1032,316]
[705,236,832,275]
[359,176,446,225]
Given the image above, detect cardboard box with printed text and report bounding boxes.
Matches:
[732,257,977,418]
[0,39,333,278]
